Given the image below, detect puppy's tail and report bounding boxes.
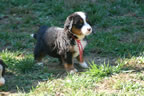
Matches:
[30,26,48,39]
[30,33,37,39]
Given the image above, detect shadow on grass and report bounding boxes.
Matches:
[0,50,66,94]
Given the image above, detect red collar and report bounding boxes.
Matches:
[72,35,83,62]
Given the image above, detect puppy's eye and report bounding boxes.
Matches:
[74,18,84,28]
[78,22,83,26]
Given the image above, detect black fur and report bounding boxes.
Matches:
[33,26,74,63]
[33,26,48,39]
[33,13,81,61]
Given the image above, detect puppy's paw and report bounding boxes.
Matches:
[69,68,78,74]
[36,62,44,66]
[80,61,89,68]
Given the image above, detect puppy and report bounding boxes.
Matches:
[33,11,92,73]
[0,59,6,86]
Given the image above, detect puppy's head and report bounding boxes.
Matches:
[64,11,92,39]
[0,60,6,86]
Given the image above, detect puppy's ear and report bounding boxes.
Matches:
[64,15,74,31]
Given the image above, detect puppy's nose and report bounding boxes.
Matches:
[87,28,91,32]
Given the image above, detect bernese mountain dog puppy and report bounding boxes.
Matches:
[33,11,92,73]
[0,59,6,86]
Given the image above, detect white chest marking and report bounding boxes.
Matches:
[73,40,87,57]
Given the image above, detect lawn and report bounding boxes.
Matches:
[0,0,144,95]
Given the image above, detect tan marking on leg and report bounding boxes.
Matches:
[35,52,46,62]
[64,63,77,74]
[64,63,75,71]
[69,45,75,53]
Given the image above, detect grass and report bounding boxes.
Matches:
[0,50,35,72]
[14,62,124,96]
[0,0,144,95]
[87,61,123,77]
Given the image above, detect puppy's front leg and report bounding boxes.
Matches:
[77,55,89,68]
[62,52,78,74]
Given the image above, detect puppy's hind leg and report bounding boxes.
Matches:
[34,45,46,66]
